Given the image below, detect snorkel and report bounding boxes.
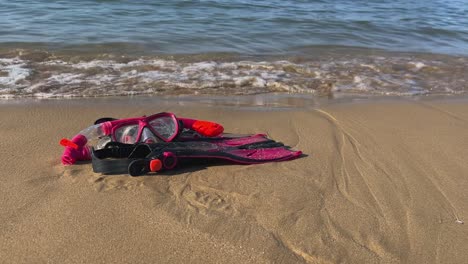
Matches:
[60,113,224,165]
[60,122,112,165]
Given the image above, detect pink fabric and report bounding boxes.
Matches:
[61,134,91,165]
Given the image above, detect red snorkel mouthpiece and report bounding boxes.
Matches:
[60,138,79,150]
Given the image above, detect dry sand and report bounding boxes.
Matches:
[1,97,467,263]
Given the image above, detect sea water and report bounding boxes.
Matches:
[0,0,467,98]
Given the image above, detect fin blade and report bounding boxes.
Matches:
[226,147,302,163]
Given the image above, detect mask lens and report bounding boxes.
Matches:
[149,116,177,140]
[115,124,139,144]
[141,127,158,143]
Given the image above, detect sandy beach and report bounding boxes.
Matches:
[1,97,467,263]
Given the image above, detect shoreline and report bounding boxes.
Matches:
[1,97,467,263]
[2,48,467,99]
[3,93,468,108]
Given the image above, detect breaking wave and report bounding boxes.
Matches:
[0,49,466,99]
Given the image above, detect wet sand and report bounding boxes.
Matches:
[1,97,467,263]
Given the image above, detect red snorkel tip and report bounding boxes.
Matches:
[150,159,163,172]
[60,138,79,150]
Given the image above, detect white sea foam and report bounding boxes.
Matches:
[0,58,30,87]
[47,73,84,84]
[409,61,426,70]
[71,60,128,69]
[0,53,465,98]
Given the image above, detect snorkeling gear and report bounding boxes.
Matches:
[60,112,224,165]
[91,134,302,176]
[60,112,303,175]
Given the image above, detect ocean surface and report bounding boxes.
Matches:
[0,0,467,99]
